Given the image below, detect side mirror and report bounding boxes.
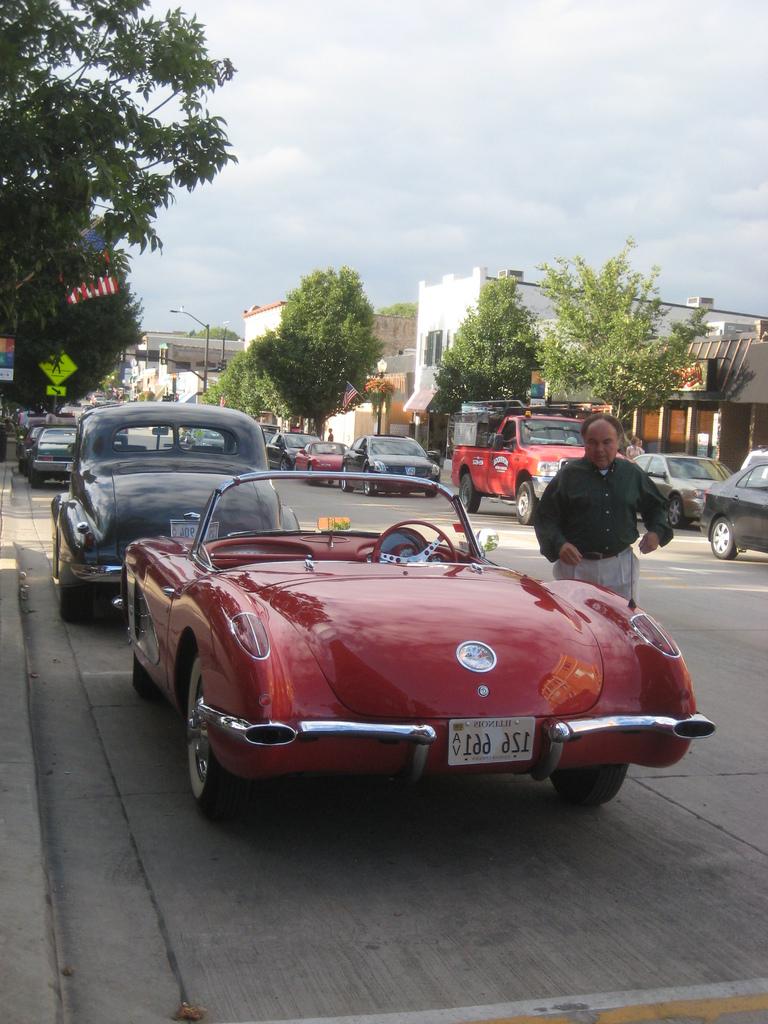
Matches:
[427,449,441,463]
[476,528,500,553]
[491,434,505,451]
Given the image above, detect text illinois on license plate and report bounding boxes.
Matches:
[448,717,535,765]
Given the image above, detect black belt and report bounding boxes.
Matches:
[581,548,628,560]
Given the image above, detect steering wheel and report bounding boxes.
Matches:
[372,520,457,564]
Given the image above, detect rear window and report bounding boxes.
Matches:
[112,425,238,455]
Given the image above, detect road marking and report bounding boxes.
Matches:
[222,980,768,1024]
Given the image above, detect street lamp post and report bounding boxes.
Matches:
[221,320,230,366]
[170,307,210,393]
[376,358,387,435]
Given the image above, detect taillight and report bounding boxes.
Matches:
[630,613,680,657]
[229,612,271,659]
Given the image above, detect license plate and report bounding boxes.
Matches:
[405,466,416,475]
[448,717,535,765]
[170,520,198,539]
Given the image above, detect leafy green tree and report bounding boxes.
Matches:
[432,276,539,412]
[254,267,381,433]
[3,287,143,408]
[202,347,287,419]
[537,240,707,423]
[377,302,417,317]
[1,0,236,330]
[187,326,240,341]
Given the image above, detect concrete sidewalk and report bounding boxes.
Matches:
[0,451,59,1022]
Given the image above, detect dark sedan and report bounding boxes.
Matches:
[51,402,267,622]
[700,461,768,559]
[266,431,320,470]
[341,435,441,495]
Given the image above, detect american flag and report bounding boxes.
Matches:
[342,381,359,408]
[64,225,120,304]
[66,275,120,304]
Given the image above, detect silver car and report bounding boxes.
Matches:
[634,453,732,528]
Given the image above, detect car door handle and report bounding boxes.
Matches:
[162,586,176,597]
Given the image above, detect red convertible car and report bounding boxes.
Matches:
[122,471,715,820]
[293,440,348,479]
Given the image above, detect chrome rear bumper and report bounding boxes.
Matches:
[531,712,716,780]
[198,704,714,784]
[198,704,436,780]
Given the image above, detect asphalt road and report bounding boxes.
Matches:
[6,469,768,1024]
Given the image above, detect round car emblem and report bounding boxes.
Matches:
[477,684,490,697]
[456,641,497,673]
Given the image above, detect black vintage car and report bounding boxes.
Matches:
[341,435,442,495]
[266,431,320,470]
[51,402,267,621]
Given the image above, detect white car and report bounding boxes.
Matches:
[741,448,768,470]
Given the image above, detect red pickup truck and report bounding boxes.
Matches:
[451,404,591,524]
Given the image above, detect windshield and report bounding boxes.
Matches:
[112,425,239,454]
[197,474,478,565]
[668,458,731,481]
[519,419,583,447]
[311,442,345,454]
[285,434,317,448]
[369,438,426,457]
[39,429,76,445]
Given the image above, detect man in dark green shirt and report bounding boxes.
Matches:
[534,413,671,604]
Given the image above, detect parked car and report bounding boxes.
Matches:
[741,447,768,470]
[17,424,47,474]
[259,423,279,444]
[294,440,348,480]
[121,469,714,821]
[266,432,321,470]
[341,435,441,495]
[28,426,77,487]
[633,453,732,527]
[51,402,267,622]
[701,462,768,559]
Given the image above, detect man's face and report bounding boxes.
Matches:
[583,419,619,469]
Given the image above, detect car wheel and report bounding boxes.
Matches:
[710,517,737,560]
[58,583,94,623]
[363,475,377,496]
[667,494,688,529]
[280,456,291,471]
[132,652,162,701]
[186,655,250,820]
[459,472,481,513]
[550,764,628,806]
[340,475,353,493]
[515,480,537,526]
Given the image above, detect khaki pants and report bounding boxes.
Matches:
[553,547,638,604]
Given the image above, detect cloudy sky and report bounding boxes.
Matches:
[130,0,768,334]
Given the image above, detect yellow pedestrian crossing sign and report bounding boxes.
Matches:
[40,352,77,385]
[46,385,67,396]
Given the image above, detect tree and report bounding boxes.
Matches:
[202,346,287,419]
[2,286,143,409]
[254,267,381,433]
[1,0,236,330]
[537,240,707,424]
[432,276,539,412]
[377,302,417,317]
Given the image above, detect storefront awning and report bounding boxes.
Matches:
[403,387,436,413]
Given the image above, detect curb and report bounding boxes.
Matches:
[0,456,59,1022]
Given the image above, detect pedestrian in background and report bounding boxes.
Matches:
[533,413,671,605]
[327,429,334,442]
[625,435,644,460]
